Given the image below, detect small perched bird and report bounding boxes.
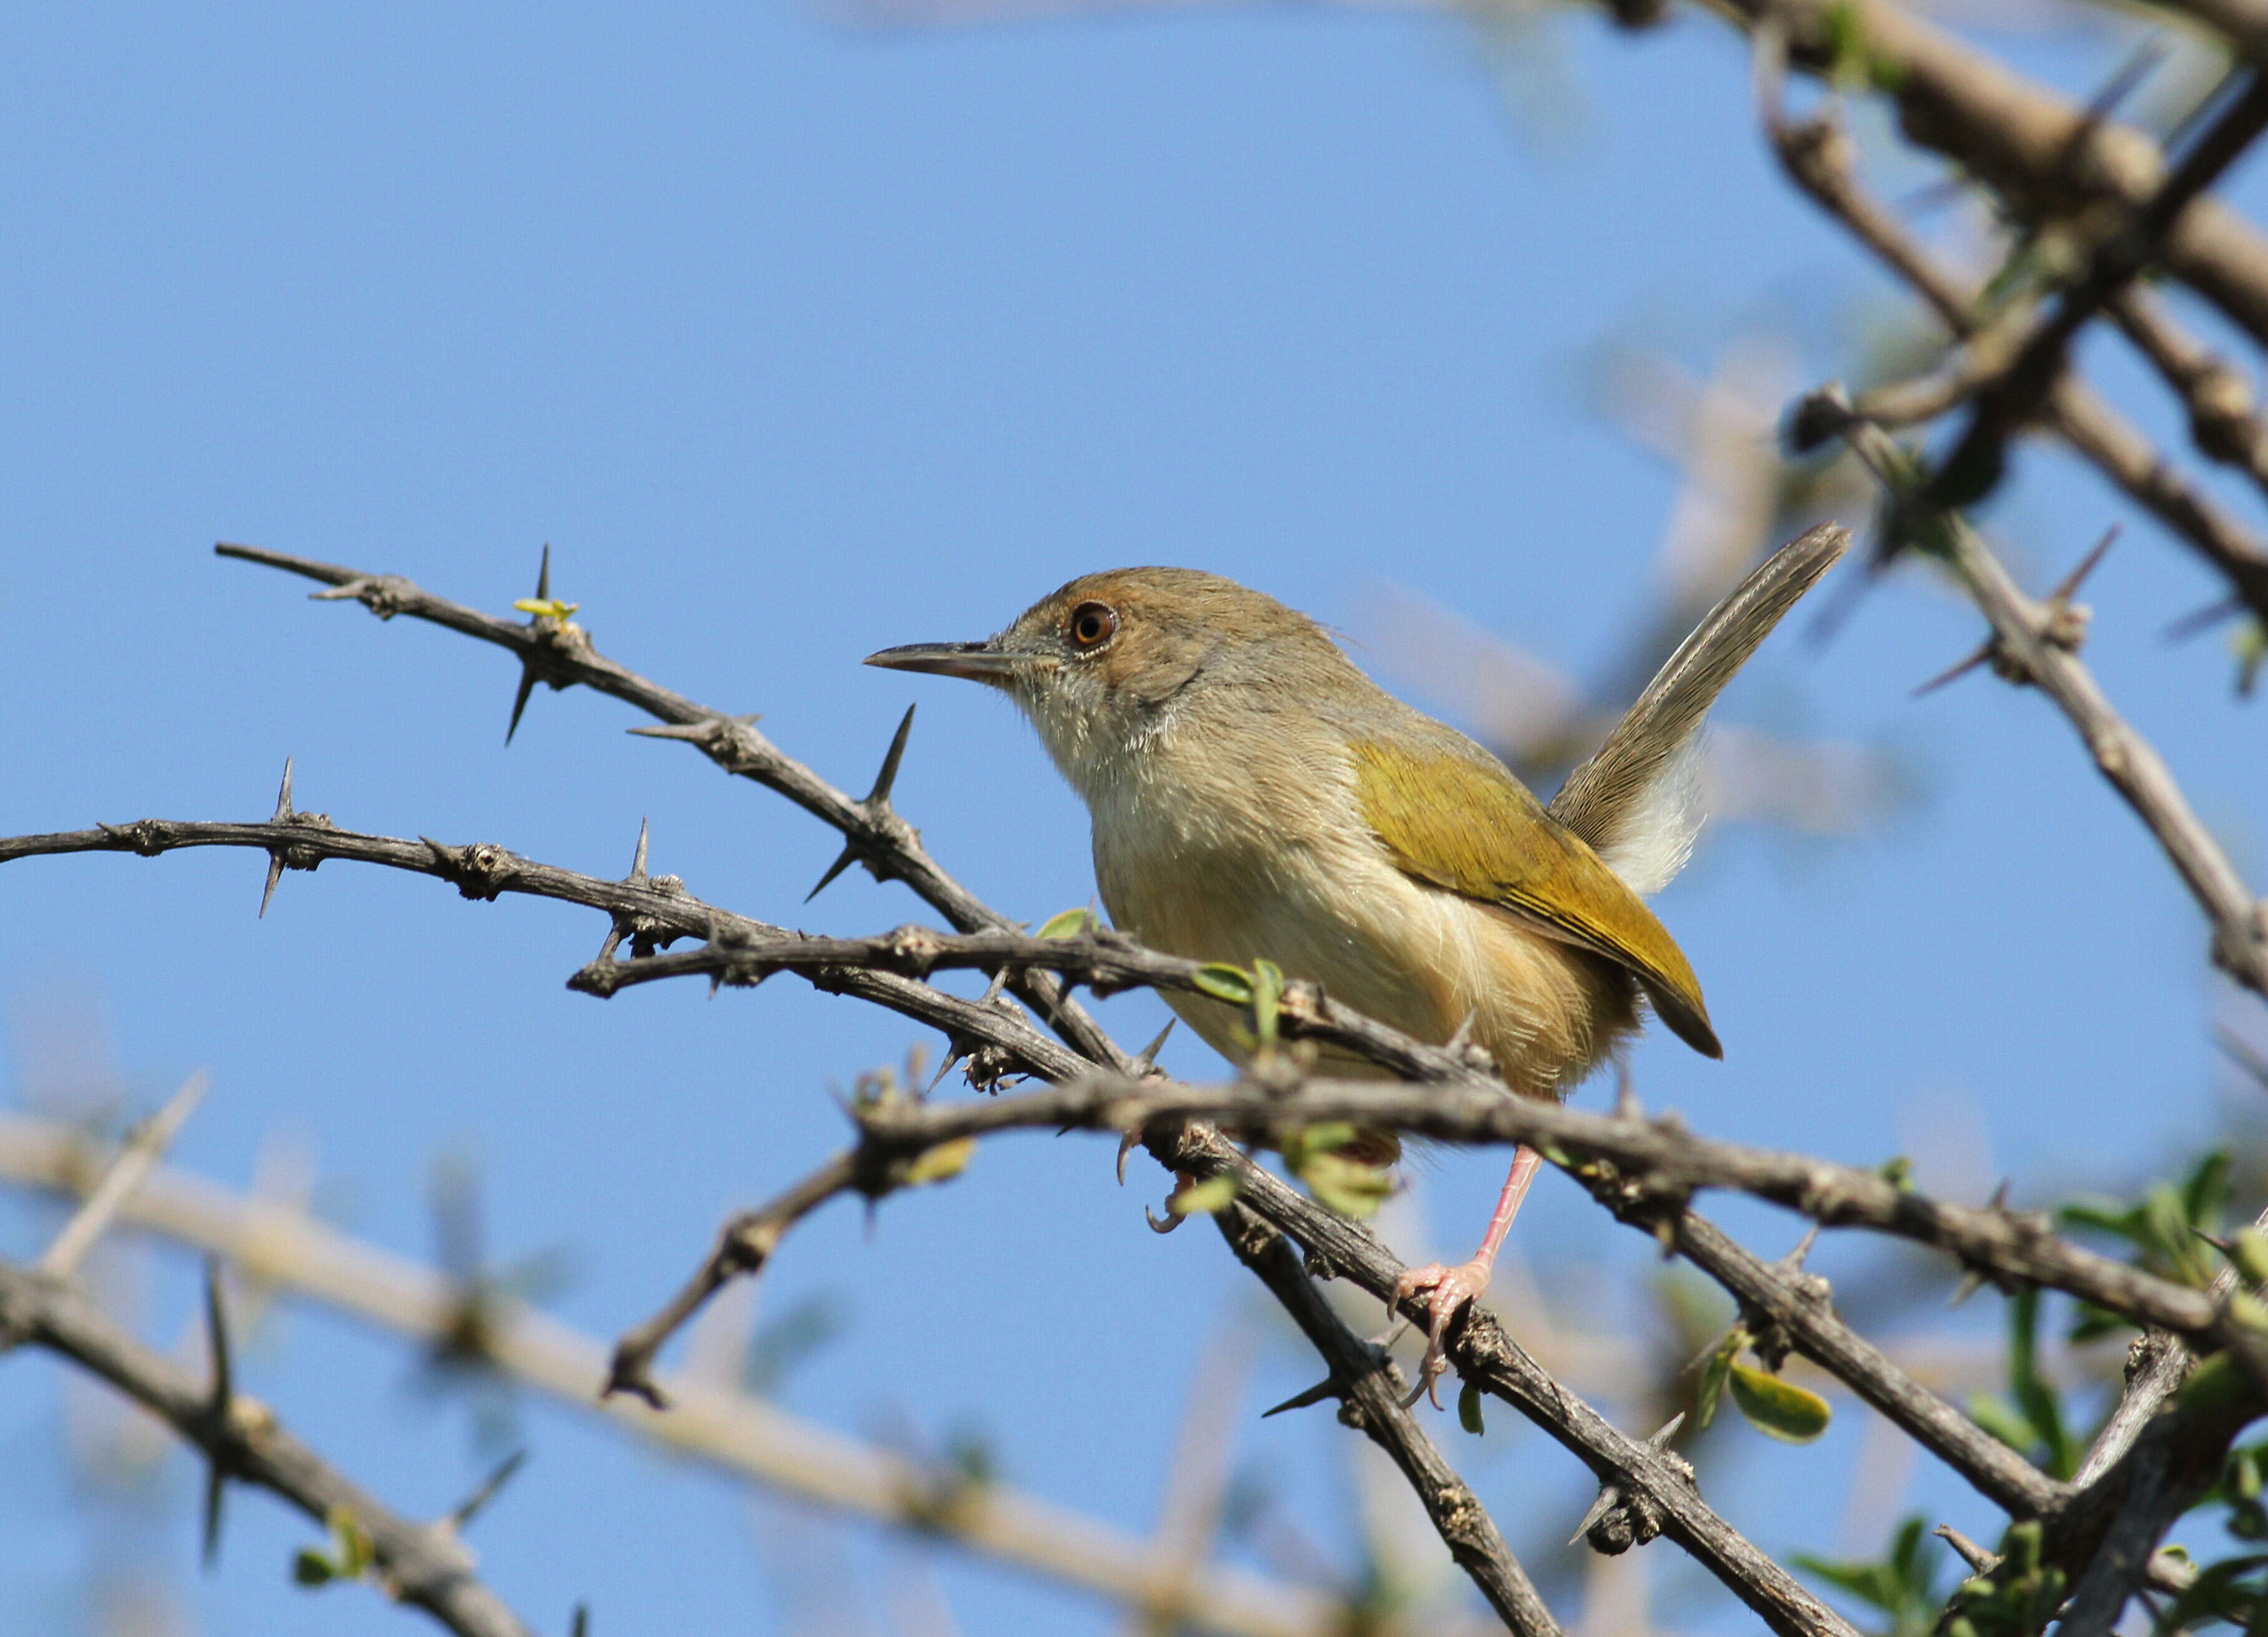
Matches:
[868,523,1848,1390]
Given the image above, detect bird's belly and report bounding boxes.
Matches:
[1097,828,1634,1098]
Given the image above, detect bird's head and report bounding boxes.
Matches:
[865,567,1352,797]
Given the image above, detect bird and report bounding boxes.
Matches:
[866,522,1849,1393]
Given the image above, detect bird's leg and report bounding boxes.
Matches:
[1392,1145,1541,1406]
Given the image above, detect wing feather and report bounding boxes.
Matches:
[1351,739,1721,1058]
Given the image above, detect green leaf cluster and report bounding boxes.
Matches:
[1281,1123,1393,1220]
[2061,1150,2232,1340]
[1794,1516,1954,1637]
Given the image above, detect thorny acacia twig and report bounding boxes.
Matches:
[0,813,2230,1344]
[210,542,1137,1078]
[0,1258,538,1637]
[1212,1203,1563,1637]
[1816,399,2268,997]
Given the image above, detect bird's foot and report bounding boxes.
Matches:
[1391,1258,1492,1408]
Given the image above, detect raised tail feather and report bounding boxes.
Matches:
[1549,522,1851,895]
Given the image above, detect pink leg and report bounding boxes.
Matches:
[1393,1145,1542,1406]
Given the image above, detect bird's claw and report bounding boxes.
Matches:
[1391,1259,1492,1408]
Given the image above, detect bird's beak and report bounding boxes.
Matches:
[863,640,1032,685]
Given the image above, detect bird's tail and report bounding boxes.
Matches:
[1548,522,1851,895]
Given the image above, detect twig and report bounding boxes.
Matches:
[605,1152,861,1406]
[841,1075,2224,1338]
[1730,0,2268,350]
[2108,289,2268,500]
[1926,71,2268,511]
[2073,1202,2268,1490]
[1756,37,2268,622]
[1149,1125,1861,1637]
[1214,1203,1563,1637]
[0,1257,536,1637]
[1826,402,2268,997]
[211,543,1134,1076]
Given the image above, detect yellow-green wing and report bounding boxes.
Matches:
[1351,738,1721,1058]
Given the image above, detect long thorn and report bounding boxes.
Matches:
[42,1072,212,1278]
[507,665,540,746]
[201,1255,232,1566]
[535,544,551,604]
[2049,524,2119,604]
[451,1448,530,1530]
[868,705,916,806]
[805,843,860,904]
[1260,1376,1340,1417]
[260,758,296,917]
[630,818,650,882]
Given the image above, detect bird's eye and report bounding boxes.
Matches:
[1067,602,1118,650]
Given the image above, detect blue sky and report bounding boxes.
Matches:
[4,4,2267,1633]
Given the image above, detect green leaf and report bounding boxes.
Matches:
[1876,1155,1914,1191]
[1458,1381,1485,1436]
[1191,963,1253,1005]
[511,596,580,621]
[292,1549,337,1587]
[1728,1362,1831,1443]
[1034,907,1096,940]
[1821,0,1869,89]
[1968,1394,2039,1455]
[1249,959,1284,1054]
[1167,1175,1239,1217]
[1693,1326,1745,1431]
[329,1508,372,1578]
[2182,1148,2234,1234]
[2003,1286,2074,1478]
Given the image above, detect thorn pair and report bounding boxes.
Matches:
[806,705,918,903]
[1569,1411,1686,1550]
[506,545,587,744]
[1914,526,2117,696]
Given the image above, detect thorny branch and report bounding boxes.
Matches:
[0,805,1852,1631]
[1212,1203,1563,1637]
[0,812,2232,1345]
[0,1258,538,1637]
[1815,399,2268,997]
[0,1110,1336,1637]
[1755,22,2268,623]
[210,542,1137,1078]
[20,524,2268,1632]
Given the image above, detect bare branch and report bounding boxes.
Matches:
[605,1151,861,1407]
[1733,0,2268,351]
[1925,71,2268,512]
[0,1257,537,1637]
[1213,1203,1563,1637]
